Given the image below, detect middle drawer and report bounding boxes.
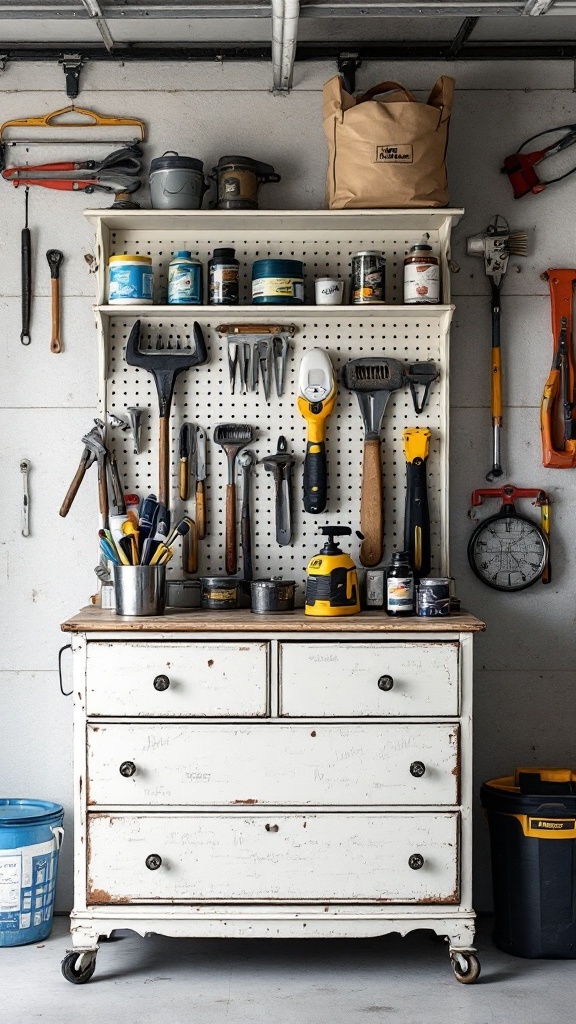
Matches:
[87,723,459,807]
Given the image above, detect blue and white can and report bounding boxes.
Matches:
[108,254,154,304]
[417,577,451,617]
[168,251,203,305]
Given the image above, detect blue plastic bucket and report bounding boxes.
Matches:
[0,800,64,947]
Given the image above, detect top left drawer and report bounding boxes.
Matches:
[85,642,269,717]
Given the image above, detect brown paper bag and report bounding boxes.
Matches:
[323,75,454,209]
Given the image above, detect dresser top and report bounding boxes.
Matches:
[62,607,486,634]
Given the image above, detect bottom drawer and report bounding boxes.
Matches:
[87,812,459,905]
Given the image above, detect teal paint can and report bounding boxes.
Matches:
[0,800,64,946]
[168,251,203,305]
[252,259,304,305]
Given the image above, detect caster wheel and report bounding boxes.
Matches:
[450,951,481,985]
[61,951,97,985]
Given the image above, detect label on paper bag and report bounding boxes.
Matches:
[375,145,413,164]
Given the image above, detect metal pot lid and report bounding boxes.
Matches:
[150,151,204,173]
[251,579,296,588]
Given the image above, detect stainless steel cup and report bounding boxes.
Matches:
[113,565,166,616]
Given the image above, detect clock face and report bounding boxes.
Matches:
[468,513,548,591]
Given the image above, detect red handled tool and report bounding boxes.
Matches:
[502,124,576,199]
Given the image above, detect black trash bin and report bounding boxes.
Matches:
[481,768,576,958]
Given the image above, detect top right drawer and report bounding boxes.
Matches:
[279,642,459,717]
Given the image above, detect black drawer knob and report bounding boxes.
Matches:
[377,675,394,691]
[410,761,426,778]
[145,854,162,870]
[408,854,424,870]
[119,761,136,777]
[153,674,170,691]
[265,824,279,833]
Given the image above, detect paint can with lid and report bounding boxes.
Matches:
[211,155,281,210]
[404,242,440,304]
[417,577,451,616]
[168,251,203,305]
[250,579,296,614]
[108,254,154,304]
[351,251,386,305]
[252,259,304,304]
[149,152,208,210]
[199,576,239,610]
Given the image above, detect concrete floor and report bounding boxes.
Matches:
[1,916,574,1024]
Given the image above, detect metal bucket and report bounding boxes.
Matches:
[113,565,166,616]
[250,579,296,614]
[149,151,208,210]
[200,576,239,610]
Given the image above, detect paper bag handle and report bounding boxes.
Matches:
[356,81,416,104]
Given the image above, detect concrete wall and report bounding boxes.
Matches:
[1,58,575,913]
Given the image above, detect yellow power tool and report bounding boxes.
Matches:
[305,526,360,617]
[297,349,336,514]
[403,426,432,579]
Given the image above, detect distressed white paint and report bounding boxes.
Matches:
[86,640,268,716]
[86,721,459,806]
[1,61,575,919]
[279,640,460,716]
[86,811,459,904]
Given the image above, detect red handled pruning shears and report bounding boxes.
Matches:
[502,124,576,199]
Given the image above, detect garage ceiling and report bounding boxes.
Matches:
[2,0,576,93]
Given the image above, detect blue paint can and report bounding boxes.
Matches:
[0,800,64,946]
[108,254,154,305]
[168,251,203,305]
[417,577,451,617]
[252,259,304,304]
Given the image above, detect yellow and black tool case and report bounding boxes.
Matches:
[481,768,576,959]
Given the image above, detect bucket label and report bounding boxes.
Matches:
[529,817,576,832]
[0,855,22,912]
[375,145,413,163]
[0,839,59,932]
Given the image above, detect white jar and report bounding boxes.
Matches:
[315,277,344,305]
[404,243,440,304]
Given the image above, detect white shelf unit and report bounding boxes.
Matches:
[85,208,462,592]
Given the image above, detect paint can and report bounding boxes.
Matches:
[404,242,440,304]
[315,278,344,305]
[200,576,239,610]
[250,579,296,614]
[108,254,154,304]
[351,250,386,305]
[417,577,451,617]
[0,800,64,946]
[252,259,304,304]
[208,247,240,305]
[168,251,203,305]
[211,155,281,210]
[149,152,207,210]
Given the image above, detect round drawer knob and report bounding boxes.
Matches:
[265,824,279,833]
[153,674,170,692]
[408,854,424,871]
[410,761,426,778]
[119,761,136,777]
[377,675,394,691]
[145,854,162,871]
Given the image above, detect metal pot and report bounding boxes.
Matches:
[250,579,296,614]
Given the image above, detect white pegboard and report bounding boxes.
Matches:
[90,211,460,600]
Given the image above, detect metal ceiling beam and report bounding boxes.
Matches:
[2,41,576,59]
[79,0,115,50]
[0,1,534,15]
[522,0,558,12]
[272,0,300,90]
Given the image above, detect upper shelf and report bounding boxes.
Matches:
[85,208,465,234]
[96,304,455,320]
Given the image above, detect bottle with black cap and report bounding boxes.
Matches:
[209,247,240,305]
[386,551,415,617]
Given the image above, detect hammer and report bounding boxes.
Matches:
[126,320,208,508]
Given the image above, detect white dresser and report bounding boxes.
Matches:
[61,607,484,984]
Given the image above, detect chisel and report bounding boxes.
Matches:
[403,427,432,580]
[195,427,207,539]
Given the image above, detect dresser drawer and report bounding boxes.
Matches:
[279,642,459,717]
[87,811,459,904]
[85,641,268,717]
[87,723,459,807]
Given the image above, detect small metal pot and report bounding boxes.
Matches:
[250,579,296,614]
[200,576,239,610]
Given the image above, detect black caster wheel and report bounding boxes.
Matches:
[61,951,97,985]
[450,951,481,984]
